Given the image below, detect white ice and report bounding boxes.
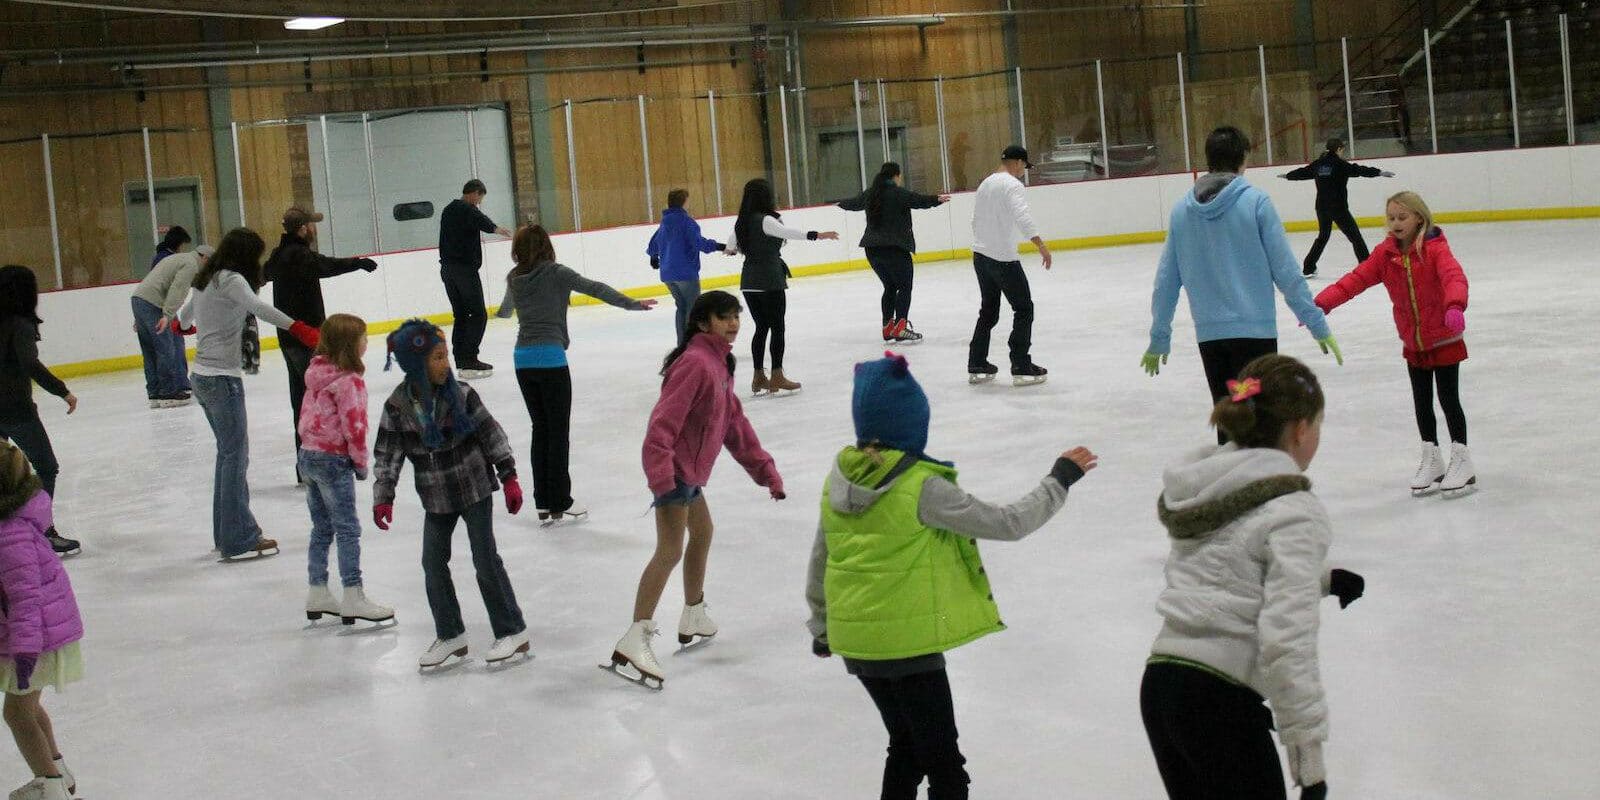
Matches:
[28,219,1600,798]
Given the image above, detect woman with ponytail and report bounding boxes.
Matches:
[838,162,949,343]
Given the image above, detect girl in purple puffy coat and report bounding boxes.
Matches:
[0,441,83,800]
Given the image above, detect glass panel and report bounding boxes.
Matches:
[303,117,374,256]
[1021,64,1103,185]
[793,85,860,206]
[0,138,57,290]
[571,97,647,230]
[1184,46,1266,167]
[1429,11,1516,152]
[50,130,151,288]
[143,124,226,280]
[643,95,718,220]
[1509,13,1569,147]
[716,92,776,217]
[880,78,944,196]
[1575,10,1600,144]
[1261,43,1319,168]
[1102,57,1169,178]
[941,72,1013,192]
[368,109,474,253]
[529,102,572,233]
[471,107,519,233]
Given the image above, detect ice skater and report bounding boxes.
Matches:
[605,291,784,690]
[729,178,839,396]
[0,266,80,557]
[1279,138,1394,277]
[1314,191,1474,496]
[438,180,512,379]
[499,224,655,525]
[149,225,191,269]
[645,188,727,343]
[837,162,949,344]
[0,441,85,800]
[371,320,529,668]
[968,145,1051,386]
[298,313,394,628]
[131,244,210,408]
[1141,354,1364,800]
[805,352,1096,800]
[1142,126,1342,443]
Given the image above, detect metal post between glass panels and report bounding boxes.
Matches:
[141,126,159,246]
[779,86,795,207]
[361,112,381,250]
[934,76,951,193]
[1341,37,1356,158]
[796,87,812,204]
[638,95,654,220]
[230,121,246,230]
[1560,14,1575,145]
[318,116,337,256]
[1094,60,1110,179]
[563,100,580,231]
[1257,45,1273,165]
[877,78,890,164]
[466,109,479,178]
[1177,53,1192,173]
[708,89,724,215]
[1424,29,1439,154]
[1014,66,1028,185]
[853,79,867,189]
[1505,19,1519,148]
[40,134,62,289]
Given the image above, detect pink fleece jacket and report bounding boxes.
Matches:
[0,491,84,659]
[297,355,370,475]
[642,332,782,497]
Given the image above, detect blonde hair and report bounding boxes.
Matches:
[316,313,368,375]
[1387,190,1434,251]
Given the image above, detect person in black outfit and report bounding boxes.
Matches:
[1281,138,1395,276]
[838,162,949,343]
[438,179,511,378]
[0,266,80,555]
[263,206,378,482]
[731,178,838,396]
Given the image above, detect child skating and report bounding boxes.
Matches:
[806,352,1096,800]
[1315,191,1474,496]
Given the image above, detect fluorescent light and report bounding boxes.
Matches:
[284,17,345,31]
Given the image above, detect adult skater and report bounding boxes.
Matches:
[1279,138,1394,277]
[729,178,838,396]
[149,225,191,269]
[837,162,949,344]
[0,266,80,556]
[1142,126,1342,443]
[645,188,727,343]
[969,145,1051,387]
[438,179,511,379]
[131,244,211,408]
[263,207,377,484]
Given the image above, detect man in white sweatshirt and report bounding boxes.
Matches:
[968,145,1051,385]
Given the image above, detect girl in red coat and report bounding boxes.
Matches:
[1315,191,1475,496]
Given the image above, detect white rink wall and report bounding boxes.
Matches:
[40,143,1600,369]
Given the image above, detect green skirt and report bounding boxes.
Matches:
[0,643,84,695]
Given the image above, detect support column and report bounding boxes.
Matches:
[1292,0,1315,71]
[202,19,243,233]
[525,46,559,228]
[1001,0,1024,146]
[1185,0,1201,80]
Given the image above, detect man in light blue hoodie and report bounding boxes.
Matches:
[1143,126,1343,442]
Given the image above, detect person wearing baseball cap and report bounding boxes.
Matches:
[131,243,216,407]
[967,144,1051,387]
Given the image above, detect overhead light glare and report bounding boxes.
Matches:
[284,17,345,31]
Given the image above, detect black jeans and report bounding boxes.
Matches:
[280,335,314,461]
[421,496,525,640]
[967,253,1034,370]
[867,246,915,326]
[515,366,573,513]
[743,290,787,371]
[1302,205,1369,274]
[859,668,970,800]
[1408,363,1467,444]
[1199,337,1279,444]
[1141,661,1287,800]
[0,410,57,497]
[440,267,488,362]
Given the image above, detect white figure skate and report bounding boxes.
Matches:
[486,631,532,665]
[601,620,664,690]
[418,634,469,669]
[1440,443,1477,497]
[340,586,396,627]
[677,599,718,649]
[1411,442,1446,496]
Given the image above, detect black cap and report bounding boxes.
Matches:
[1002,145,1034,169]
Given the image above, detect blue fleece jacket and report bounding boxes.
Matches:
[646,207,724,282]
[1148,174,1330,354]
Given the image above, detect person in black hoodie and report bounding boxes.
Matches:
[263,207,377,482]
[838,162,949,343]
[0,266,80,555]
[1281,138,1395,277]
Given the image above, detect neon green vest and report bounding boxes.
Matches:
[821,448,1004,660]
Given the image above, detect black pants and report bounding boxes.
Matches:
[859,668,970,800]
[743,290,787,371]
[1199,338,1279,444]
[1303,205,1369,275]
[967,253,1034,370]
[441,267,488,362]
[1140,661,1287,800]
[515,366,573,513]
[1408,363,1467,444]
[421,496,525,641]
[867,246,915,326]
[280,335,314,472]
[0,410,57,497]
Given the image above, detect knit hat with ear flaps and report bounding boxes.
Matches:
[385,318,475,449]
[852,351,930,458]
[0,441,43,520]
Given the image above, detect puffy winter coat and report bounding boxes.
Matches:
[297,355,369,476]
[0,491,84,659]
[1315,227,1469,367]
[641,332,781,498]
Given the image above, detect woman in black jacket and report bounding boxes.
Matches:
[0,266,80,555]
[838,162,948,343]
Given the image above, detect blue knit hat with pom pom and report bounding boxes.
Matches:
[385,319,475,449]
[852,351,930,457]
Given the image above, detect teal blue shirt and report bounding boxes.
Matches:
[513,343,567,369]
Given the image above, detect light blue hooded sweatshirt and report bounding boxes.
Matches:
[1148,173,1330,354]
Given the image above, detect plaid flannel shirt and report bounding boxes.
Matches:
[372,381,516,514]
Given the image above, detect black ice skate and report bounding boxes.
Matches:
[46,528,80,557]
[538,503,589,528]
[1011,363,1048,387]
[967,362,999,385]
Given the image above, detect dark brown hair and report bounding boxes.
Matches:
[510,224,557,280]
[1210,354,1325,448]
[315,313,368,375]
[667,188,689,208]
[193,228,266,291]
[660,290,741,377]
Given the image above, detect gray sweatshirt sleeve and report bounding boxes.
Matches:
[222,274,294,329]
[917,474,1068,542]
[804,520,830,639]
[162,260,198,316]
[559,264,644,310]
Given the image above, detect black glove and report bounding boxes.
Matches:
[1301,781,1328,800]
[356,258,378,272]
[812,637,831,658]
[1330,568,1364,609]
[650,256,660,270]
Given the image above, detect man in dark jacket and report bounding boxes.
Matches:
[1281,138,1395,276]
[438,179,511,378]
[263,206,377,481]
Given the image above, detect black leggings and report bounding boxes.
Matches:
[1303,205,1369,274]
[515,366,574,513]
[1140,661,1287,800]
[743,290,786,371]
[859,668,970,800]
[0,411,58,497]
[867,246,915,326]
[1408,363,1467,445]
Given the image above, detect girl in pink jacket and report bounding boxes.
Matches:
[297,314,394,628]
[0,441,83,800]
[604,291,785,689]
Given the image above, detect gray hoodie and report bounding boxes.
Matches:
[497,261,644,349]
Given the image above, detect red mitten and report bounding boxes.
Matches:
[373,504,393,531]
[769,484,787,501]
[289,321,320,348]
[169,319,197,335]
[502,477,523,515]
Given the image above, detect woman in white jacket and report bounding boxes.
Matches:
[1141,354,1364,800]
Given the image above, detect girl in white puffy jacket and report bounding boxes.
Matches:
[1140,354,1364,800]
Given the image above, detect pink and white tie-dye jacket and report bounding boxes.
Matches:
[297,355,370,476]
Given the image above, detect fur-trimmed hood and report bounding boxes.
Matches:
[1157,444,1310,540]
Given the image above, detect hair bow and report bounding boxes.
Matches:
[1227,377,1262,403]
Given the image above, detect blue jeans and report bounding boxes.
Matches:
[131,296,189,398]
[422,497,525,640]
[191,375,261,556]
[299,449,363,587]
[665,279,700,344]
[651,478,703,508]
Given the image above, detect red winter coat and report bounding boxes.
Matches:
[642,332,781,498]
[1315,228,1470,368]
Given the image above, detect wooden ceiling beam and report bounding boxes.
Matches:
[7,0,687,22]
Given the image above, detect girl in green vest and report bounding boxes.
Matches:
[804,352,1096,800]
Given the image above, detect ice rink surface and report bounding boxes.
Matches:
[31,219,1600,798]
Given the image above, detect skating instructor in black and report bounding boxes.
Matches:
[439,179,511,379]
[1280,138,1394,276]
[837,162,950,344]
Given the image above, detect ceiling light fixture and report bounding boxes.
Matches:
[284,17,346,31]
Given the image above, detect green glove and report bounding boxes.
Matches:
[1317,335,1344,366]
[1141,351,1168,376]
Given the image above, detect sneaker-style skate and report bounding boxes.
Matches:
[768,370,802,395]
[456,359,495,380]
[601,620,664,690]
[1011,363,1048,387]
[968,362,999,385]
[750,369,771,397]
[305,584,340,622]
[220,536,278,562]
[677,599,718,648]
[882,321,897,343]
[419,634,469,668]
[1440,443,1477,497]
[340,586,396,626]
[1411,442,1446,496]
[156,392,194,408]
[46,529,80,557]
[893,322,924,344]
[486,630,532,664]
[539,503,589,527]
[51,758,73,797]
[8,776,69,800]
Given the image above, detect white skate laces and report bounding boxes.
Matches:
[601,620,664,690]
